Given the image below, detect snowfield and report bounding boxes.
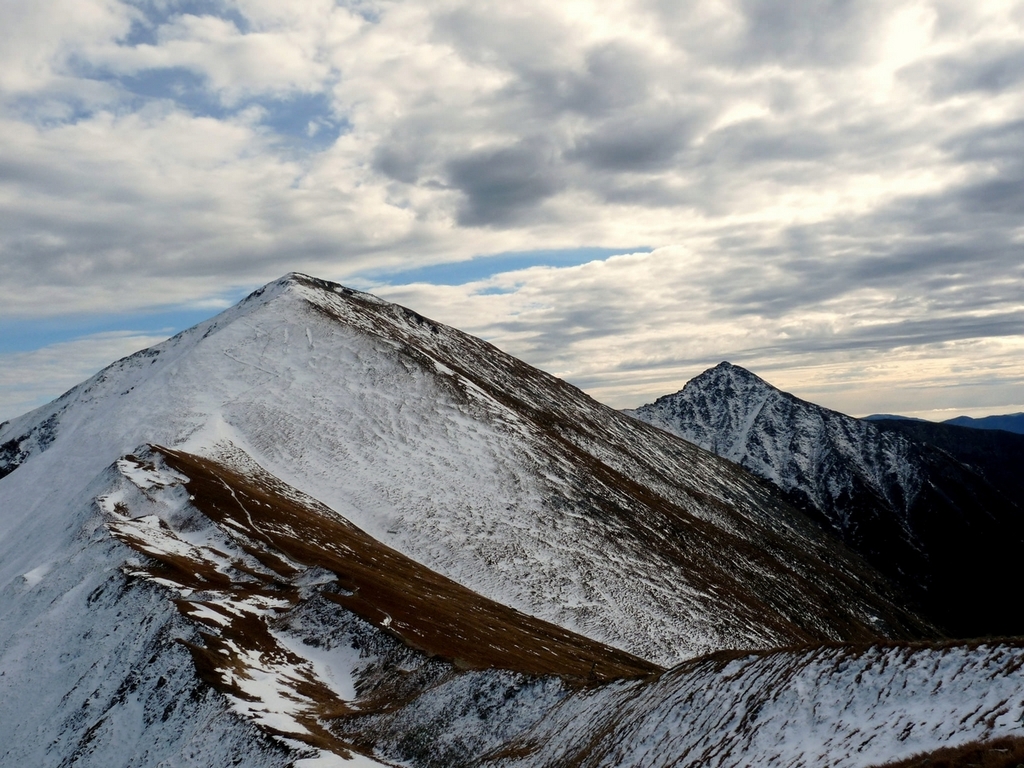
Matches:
[1,274,1022,766]
[483,640,1024,768]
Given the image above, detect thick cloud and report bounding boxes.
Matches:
[2,0,1024,418]
[907,42,1024,98]
[731,0,886,66]
[568,112,699,172]
[447,140,565,226]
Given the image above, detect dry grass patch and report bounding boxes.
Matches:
[872,737,1024,768]
[153,445,661,684]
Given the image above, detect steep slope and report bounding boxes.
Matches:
[0,276,930,667]
[869,418,1024,511]
[626,362,1024,637]
[479,640,1024,768]
[3,274,1020,767]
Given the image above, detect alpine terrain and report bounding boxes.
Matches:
[627,361,1024,639]
[1,275,1023,767]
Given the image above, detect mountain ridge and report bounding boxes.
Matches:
[862,411,1024,435]
[627,361,1024,638]
[5,275,1022,767]
[943,412,1024,434]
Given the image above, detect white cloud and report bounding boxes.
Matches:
[92,12,336,102]
[1,0,1024,417]
[370,247,1024,416]
[0,332,170,423]
[0,0,131,95]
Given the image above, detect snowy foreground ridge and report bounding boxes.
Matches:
[1,273,1022,766]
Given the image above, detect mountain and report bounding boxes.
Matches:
[483,639,1024,768]
[626,362,1024,638]
[863,412,1024,435]
[862,414,927,422]
[868,418,1024,513]
[944,413,1024,434]
[2,275,1021,767]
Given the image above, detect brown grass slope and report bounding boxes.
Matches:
[106,446,662,764]
[105,448,671,765]
[151,446,660,682]
[868,736,1024,768]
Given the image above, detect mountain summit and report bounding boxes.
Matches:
[2,277,1021,766]
[0,276,924,662]
[627,361,1024,637]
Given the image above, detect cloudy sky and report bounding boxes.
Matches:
[2,0,1023,423]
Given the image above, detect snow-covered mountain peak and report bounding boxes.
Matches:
[625,361,797,465]
[4,277,1022,766]
[691,360,769,385]
[655,361,775,403]
[626,360,901,485]
[628,363,1024,639]
[699,360,761,379]
[2,277,929,662]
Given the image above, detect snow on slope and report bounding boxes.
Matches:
[625,362,1024,638]
[0,459,300,767]
[0,275,1019,767]
[0,275,929,670]
[483,640,1024,768]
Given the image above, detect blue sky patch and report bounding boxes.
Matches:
[364,247,650,286]
[259,92,350,149]
[0,293,251,355]
[118,66,221,114]
[80,65,347,149]
[120,1,251,47]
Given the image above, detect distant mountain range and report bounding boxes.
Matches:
[864,411,1024,434]
[944,412,1024,433]
[3,276,1023,766]
[627,362,1024,639]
